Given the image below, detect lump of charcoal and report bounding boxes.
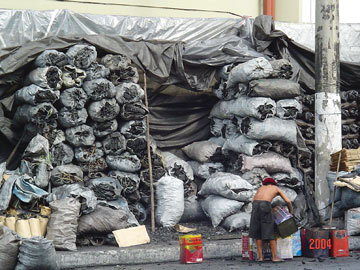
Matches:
[65,124,95,147]
[92,119,118,138]
[102,132,127,155]
[269,59,293,79]
[79,157,108,173]
[140,148,164,168]
[87,177,123,201]
[58,107,88,128]
[26,66,63,89]
[88,98,120,122]
[108,170,140,194]
[83,78,116,101]
[100,54,131,72]
[225,151,243,175]
[84,62,110,81]
[115,82,144,104]
[50,143,74,166]
[140,166,166,187]
[66,44,97,69]
[109,66,139,85]
[119,120,146,139]
[50,164,83,187]
[34,50,69,68]
[342,125,350,135]
[59,87,88,109]
[350,123,360,134]
[61,65,86,88]
[74,142,104,163]
[119,102,148,121]
[127,136,147,156]
[106,152,141,173]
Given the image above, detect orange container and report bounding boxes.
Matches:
[179,234,203,264]
[330,230,349,257]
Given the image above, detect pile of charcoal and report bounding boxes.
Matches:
[297,89,360,183]
[169,57,309,231]
[12,45,166,225]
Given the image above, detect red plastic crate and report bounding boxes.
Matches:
[330,230,349,257]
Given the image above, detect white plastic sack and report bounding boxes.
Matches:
[182,140,220,163]
[241,168,270,188]
[198,172,254,202]
[228,96,276,120]
[66,44,97,69]
[188,161,224,179]
[226,57,273,88]
[272,187,298,206]
[345,207,360,236]
[222,212,251,232]
[115,82,144,104]
[26,66,63,90]
[208,136,225,147]
[61,65,86,88]
[155,176,184,227]
[241,117,298,146]
[223,134,269,156]
[106,152,141,172]
[200,195,244,227]
[276,99,302,119]
[15,84,60,105]
[163,152,194,181]
[241,151,293,174]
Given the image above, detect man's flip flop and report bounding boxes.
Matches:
[272,260,285,263]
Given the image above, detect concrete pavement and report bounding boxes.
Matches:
[56,236,360,269]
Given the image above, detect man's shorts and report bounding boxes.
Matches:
[249,200,276,240]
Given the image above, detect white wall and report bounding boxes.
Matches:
[0,0,260,18]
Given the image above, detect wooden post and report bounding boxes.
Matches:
[329,151,341,228]
[143,73,155,232]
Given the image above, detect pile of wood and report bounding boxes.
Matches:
[330,148,360,172]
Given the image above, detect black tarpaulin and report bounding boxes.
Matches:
[252,15,360,93]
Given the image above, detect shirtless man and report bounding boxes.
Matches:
[249,177,293,263]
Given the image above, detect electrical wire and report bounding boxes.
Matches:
[57,0,244,17]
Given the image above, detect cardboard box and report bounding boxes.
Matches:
[112,225,150,247]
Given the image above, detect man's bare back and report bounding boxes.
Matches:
[253,185,293,214]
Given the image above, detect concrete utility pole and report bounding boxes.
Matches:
[314,0,341,220]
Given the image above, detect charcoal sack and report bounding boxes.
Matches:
[15,84,60,105]
[200,195,244,227]
[46,198,81,251]
[88,98,120,122]
[248,79,301,100]
[155,176,184,227]
[15,237,57,270]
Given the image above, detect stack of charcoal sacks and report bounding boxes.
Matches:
[296,94,315,184]
[297,89,360,185]
[195,57,305,229]
[12,45,166,227]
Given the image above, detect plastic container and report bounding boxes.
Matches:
[277,218,298,238]
[292,230,302,256]
[330,229,349,257]
[179,234,203,264]
[242,232,254,260]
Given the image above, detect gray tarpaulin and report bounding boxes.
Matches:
[0,9,253,48]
